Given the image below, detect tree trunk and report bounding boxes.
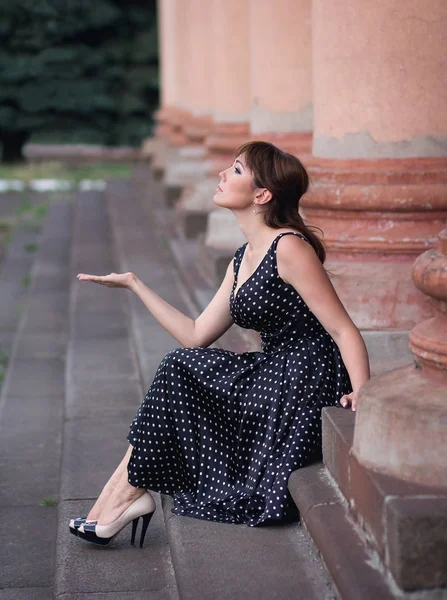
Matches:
[0,131,30,163]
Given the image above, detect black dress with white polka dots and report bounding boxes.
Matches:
[127,231,352,527]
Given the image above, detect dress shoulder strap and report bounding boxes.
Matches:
[273,231,311,248]
[233,242,248,277]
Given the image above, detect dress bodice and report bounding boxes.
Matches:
[230,232,330,354]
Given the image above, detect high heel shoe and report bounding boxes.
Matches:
[76,492,155,548]
[69,517,98,536]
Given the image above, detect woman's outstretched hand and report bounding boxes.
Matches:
[77,272,136,289]
[339,390,359,412]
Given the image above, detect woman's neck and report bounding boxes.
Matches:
[234,210,274,253]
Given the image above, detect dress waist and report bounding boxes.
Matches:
[260,320,328,353]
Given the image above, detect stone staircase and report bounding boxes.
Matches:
[139,162,447,600]
[0,173,334,599]
[0,197,73,598]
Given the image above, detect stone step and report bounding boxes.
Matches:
[0,228,40,361]
[288,463,397,600]
[0,198,74,600]
[289,408,447,599]
[54,190,178,599]
[318,407,447,596]
[107,166,334,600]
[0,191,51,358]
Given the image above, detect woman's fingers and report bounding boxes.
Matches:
[340,392,357,412]
[77,273,105,283]
[77,273,114,286]
[340,394,349,408]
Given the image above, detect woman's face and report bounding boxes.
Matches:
[213,154,256,211]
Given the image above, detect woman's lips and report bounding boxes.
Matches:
[216,185,223,192]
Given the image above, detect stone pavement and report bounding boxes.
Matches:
[0,169,334,599]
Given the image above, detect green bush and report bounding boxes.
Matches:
[0,0,159,162]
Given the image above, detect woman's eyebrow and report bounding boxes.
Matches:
[235,159,244,169]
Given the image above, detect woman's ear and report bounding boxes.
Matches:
[255,189,272,205]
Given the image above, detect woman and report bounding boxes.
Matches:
[70,141,370,547]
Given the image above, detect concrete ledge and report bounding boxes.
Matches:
[54,497,176,599]
[0,201,73,594]
[322,407,355,500]
[318,407,447,594]
[0,588,52,599]
[0,505,57,589]
[288,464,397,600]
[162,495,332,600]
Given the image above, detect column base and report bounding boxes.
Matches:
[316,407,447,593]
[174,179,218,239]
[352,364,447,487]
[154,106,189,147]
[163,147,211,207]
[200,208,246,284]
[184,115,214,146]
[252,130,312,160]
[301,156,447,330]
[205,122,250,175]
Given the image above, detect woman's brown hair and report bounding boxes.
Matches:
[234,141,326,264]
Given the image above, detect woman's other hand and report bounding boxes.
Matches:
[77,272,136,289]
[339,389,360,412]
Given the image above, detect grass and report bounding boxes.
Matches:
[22,271,31,289]
[0,352,8,390]
[17,195,33,214]
[40,496,58,507]
[24,242,38,253]
[0,161,133,183]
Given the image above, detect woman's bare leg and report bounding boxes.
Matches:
[86,444,134,520]
[94,465,151,526]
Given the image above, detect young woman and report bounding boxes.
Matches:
[70,141,370,547]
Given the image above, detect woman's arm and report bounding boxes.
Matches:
[276,235,370,410]
[77,259,235,348]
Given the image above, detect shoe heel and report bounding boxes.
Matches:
[139,512,154,548]
[131,516,140,546]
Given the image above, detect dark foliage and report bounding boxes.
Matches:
[0,0,159,162]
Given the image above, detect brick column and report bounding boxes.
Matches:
[304,0,447,373]
[249,0,312,157]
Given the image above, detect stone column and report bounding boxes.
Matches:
[163,0,215,203]
[303,0,447,373]
[182,0,214,148]
[165,0,189,148]
[154,0,183,144]
[249,0,312,157]
[205,0,251,176]
[190,0,251,284]
[150,0,178,175]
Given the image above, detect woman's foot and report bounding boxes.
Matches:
[68,444,135,533]
[78,491,156,547]
[94,473,150,526]
[86,444,134,521]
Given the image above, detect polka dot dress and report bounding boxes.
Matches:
[127,232,352,527]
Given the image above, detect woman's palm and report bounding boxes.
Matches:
[77,272,134,288]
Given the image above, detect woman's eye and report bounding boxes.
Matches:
[234,167,241,174]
